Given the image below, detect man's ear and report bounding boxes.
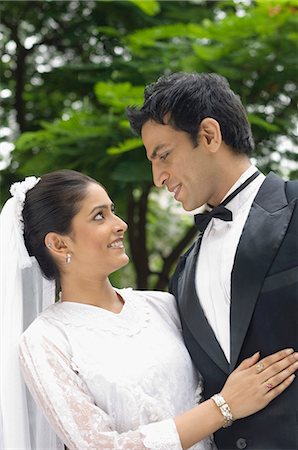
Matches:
[44,232,70,259]
[197,117,222,153]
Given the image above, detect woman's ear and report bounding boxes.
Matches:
[197,117,222,153]
[45,232,69,259]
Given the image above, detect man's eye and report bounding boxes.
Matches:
[160,152,169,161]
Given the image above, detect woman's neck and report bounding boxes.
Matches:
[60,277,124,313]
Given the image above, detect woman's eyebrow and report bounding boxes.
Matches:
[88,204,114,216]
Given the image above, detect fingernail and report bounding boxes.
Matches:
[285,348,294,355]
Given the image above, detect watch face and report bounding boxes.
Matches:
[211,394,233,427]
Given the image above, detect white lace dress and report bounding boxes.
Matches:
[19,288,215,450]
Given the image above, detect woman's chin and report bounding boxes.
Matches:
[110,255,130,274]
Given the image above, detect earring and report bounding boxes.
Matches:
[66,253,71,264]
[47,243,52,249]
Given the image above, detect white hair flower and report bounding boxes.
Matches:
[10,176,40,232]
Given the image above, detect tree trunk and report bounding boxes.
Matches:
[154,225,197,291]
[127,185,151,289]
[15,43,27,133]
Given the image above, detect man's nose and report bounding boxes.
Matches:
[152,164,168,188]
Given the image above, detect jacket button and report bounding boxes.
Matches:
[236,438,247,449]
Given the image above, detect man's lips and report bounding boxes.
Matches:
[168,184,182,200]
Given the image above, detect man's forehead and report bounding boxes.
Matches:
[142,122,170,157]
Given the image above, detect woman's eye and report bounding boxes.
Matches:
[94,212,104,221]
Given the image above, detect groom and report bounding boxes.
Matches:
[127,72,298,449]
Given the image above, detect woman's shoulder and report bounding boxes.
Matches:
[117,288,181,329]
[117,287,174,301]
[137,289,176,308]
[117,287,176,310]
[20,302,70,353]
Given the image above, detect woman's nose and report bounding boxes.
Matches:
[114,216,128,232]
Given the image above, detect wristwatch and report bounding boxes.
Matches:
[211,393,234,428]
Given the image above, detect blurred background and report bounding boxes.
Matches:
[0,0,297,289]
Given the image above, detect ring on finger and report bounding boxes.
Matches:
[266,383,273,391]
[256,362,264,374]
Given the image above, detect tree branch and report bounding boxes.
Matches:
[154,225,198,290]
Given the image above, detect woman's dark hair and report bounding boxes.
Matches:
[23,169,101,284]
[126,72,255,154]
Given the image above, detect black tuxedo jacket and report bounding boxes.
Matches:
[170,173,298,450]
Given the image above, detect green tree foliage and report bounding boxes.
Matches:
[124,0,298,173]
[0,0,297,289]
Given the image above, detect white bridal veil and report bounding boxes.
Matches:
[0,177,63,449]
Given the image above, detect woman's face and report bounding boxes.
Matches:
[66,182,129,279]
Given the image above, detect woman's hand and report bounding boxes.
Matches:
[220,348,298,420]
[174,349,297,449]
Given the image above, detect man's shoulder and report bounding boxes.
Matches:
[285,178,298,201]
[254,172,298,208]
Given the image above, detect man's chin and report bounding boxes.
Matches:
[181,203,195,213]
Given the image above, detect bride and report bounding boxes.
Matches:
[1,169,297,450]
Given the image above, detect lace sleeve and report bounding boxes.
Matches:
[19,320,183,450]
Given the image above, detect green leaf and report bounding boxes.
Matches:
[128,0,160,16]
[15,131,52,151]
[107,138,143,155]
[248,113,280,132]
[193,44,226,61]
[127,23,210,51]
[94,82,144,111]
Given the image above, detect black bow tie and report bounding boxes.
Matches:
[194,171,260,233]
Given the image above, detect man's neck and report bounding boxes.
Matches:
[212,146,252,203]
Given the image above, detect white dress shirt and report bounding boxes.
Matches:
[195,166,265,362]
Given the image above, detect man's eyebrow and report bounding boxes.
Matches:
[89,204,114,216]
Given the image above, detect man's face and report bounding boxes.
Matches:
[141,120,218,211]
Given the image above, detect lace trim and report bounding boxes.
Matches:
[41,289,150,336]
[194,374,204,404]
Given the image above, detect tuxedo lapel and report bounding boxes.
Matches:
[230,173,295,370]
[178,236,229,374]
